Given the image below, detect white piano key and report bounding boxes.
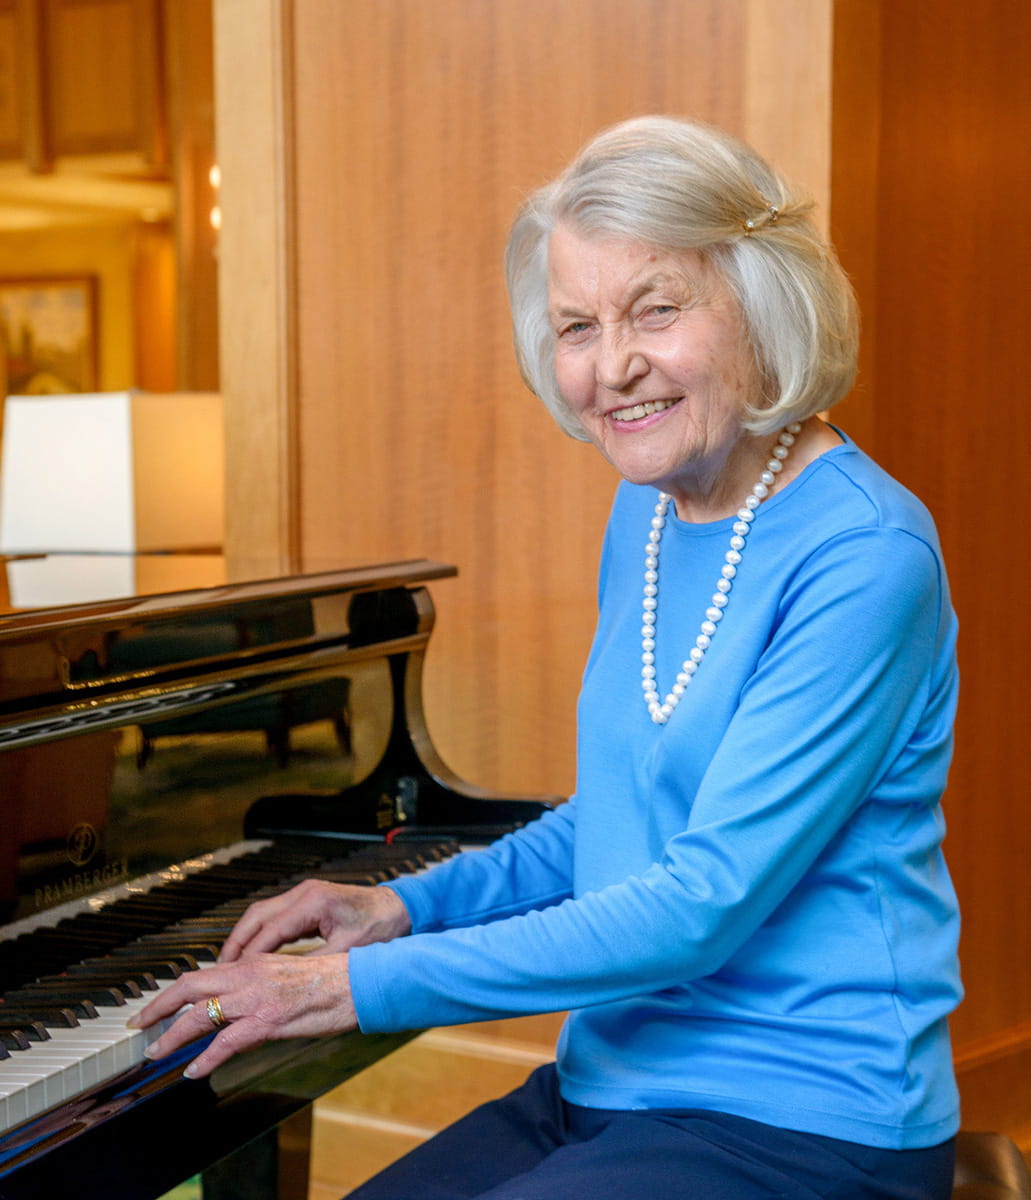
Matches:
[0,1079,29,1134]
[5,1054,83,1107]
[0,1067,51,1126]
[0,972,205,1134]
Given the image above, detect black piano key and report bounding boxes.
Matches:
[156,923,235,941]
[0,1007,80,1028]
[109,941,220,961]
[5,981,130,1007]
[0,1017,50,1041]
[311,870,390,885]
[25,927,126,955]
[75,954,187,980]
[57,911,169,937]
[0,993,98,1018]
[50,966,160,991]
[104,893,219,918]
[0,1027,32,1051]
[96,947,200,973]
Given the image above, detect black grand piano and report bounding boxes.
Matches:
[0,554,556,1200]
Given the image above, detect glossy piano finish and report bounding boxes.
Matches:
[0,833,443,1200]
[0,553,455,925]
[0,1014,417,1200]
[0,554,558,1199]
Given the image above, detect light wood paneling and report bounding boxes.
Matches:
[277,0,837,798]
[214,0,298,574]
[217,1,835,794]
[743,0,832,225]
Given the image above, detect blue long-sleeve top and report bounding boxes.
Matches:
[349,433,962,1149]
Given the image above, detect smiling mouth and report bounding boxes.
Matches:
[609,397,680,423]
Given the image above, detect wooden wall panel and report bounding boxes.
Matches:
[214,0,298,576]
[281,0,832,797]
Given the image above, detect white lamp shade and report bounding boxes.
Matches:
[0,391,225,553]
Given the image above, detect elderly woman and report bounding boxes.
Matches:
[134,117,961,1199]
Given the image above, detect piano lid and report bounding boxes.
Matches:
[0,554,456,715]
[0,553,457,625]
[0,554,458,925]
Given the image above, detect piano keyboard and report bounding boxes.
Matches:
[0,836,457,1137]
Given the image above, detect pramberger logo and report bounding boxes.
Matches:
[67,821,100,867]
[34,858,129,911]
[30,822,128,911]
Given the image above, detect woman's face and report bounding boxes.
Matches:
[547,224,765,517]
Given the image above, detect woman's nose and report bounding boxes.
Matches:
[596,329,648,392]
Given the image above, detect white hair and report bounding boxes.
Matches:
[505,116,858,438]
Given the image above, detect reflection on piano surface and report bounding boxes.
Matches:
[0,555,558,1200]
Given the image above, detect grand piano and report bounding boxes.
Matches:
[0,553,557,1200]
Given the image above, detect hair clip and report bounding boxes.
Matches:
[743,203,780,236]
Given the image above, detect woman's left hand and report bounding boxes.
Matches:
[128,951,356,1080]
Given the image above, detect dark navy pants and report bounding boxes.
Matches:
[345,1064,955,1200]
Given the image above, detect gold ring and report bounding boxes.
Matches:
[205,996,228,1028]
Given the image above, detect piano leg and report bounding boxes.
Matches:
[200,1106,312,1200]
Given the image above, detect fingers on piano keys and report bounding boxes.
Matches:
[0,836,458,1135]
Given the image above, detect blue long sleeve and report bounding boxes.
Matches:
[348,436,961,1148]
[386,799,576,932]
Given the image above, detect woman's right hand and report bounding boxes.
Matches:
[218,879,412,963]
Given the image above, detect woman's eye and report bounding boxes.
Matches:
[560,321,592,338]
[642,305,677,322]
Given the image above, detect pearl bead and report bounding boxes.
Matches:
[639,427,797,724]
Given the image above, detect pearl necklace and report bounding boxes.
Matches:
[642,423,801,725]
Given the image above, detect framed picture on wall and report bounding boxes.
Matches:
[0,277,99,396]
